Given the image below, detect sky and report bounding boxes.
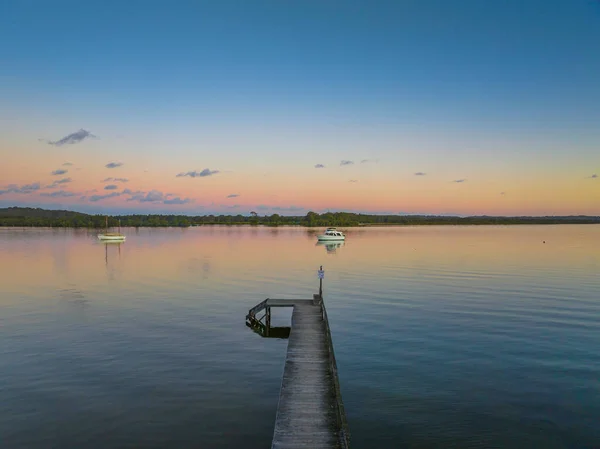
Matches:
[1,0,599,216]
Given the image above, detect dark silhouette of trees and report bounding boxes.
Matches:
[1,207,599,228]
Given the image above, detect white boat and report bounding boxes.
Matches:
[98,233,126,241]
[98,217,126,241]
[316,227,345,241]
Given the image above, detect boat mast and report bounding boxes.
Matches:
[105,216,108,232]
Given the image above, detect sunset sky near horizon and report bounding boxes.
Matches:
[1,0,599,216]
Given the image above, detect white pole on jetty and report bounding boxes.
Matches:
[318,265,324,299]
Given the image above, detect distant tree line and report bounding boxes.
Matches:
[1,207,599,228]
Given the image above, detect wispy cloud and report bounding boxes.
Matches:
[89,192,122,202]
[104,184,119,190]
[314,164,325,169]
[140,190,165,202]
[589,174,598,179]
[105,162,123,169]
[272,206,304,212]
[227,194,240,198]
[126,189,165,203]
[40,190,78,198]
[254,205,304,212]
[340,160,354,166]
[0,182,41,195]
[414,172,426,176]
[123,189,191,205]
[102,177,128,183]
[452,179,467,183]
[163,197,193,205]
[349,179,358,183]
[176,168,219,178]
[51,169,68,176]
[63,162,73,166]
[46,177,72,188]
[45,129,96,146]
[360,159,378,164]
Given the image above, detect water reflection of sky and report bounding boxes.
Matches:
[1,225,599,448]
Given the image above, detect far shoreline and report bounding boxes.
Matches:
[2,222,600,230]
[2,207,599,228]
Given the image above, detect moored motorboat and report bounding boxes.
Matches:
[316,227,345,241]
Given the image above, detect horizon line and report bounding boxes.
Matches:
[2,206,600,219]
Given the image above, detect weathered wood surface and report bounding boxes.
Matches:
[271,301,346,449]
[267,299,314,307]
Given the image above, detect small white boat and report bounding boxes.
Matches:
[317,227,345,241]
[98,217,126,241]
[98,233,126,242]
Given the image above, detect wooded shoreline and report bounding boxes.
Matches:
[2,207,599,228]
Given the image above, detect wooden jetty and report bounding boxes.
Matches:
[246,268,350,449]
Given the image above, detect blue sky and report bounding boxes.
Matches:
[1,0,599,215]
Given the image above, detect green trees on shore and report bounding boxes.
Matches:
[1,207,599,228]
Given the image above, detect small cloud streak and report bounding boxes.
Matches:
[139,190,164,202]
[40,190,78,198]
[272,206,304,212]
[414,172,426,176]
[103,177,128,183]
[0,182,41,195]
[63,162,73,166]
[360,159,378,164]
[46,177,72,188]
[176,168,219,178]
[255,205,304,212]
[589,174,598,179]
[105,162,123,169]
[340,160,354,166]
[51,169,68,176]
[349,179,358,183]
[500,191,506,195]
[89,192,121,202]
[46,129,96,146]
[123,189,192,205]
[104,184,119,190]
[314,164,325,169]
[227,194,240,198]
[163,197,193,205]
[452,179,467,183]
[126,190,165,203]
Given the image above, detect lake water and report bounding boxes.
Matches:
[1,225,599,449]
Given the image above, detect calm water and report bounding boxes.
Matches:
[1,225,599,449]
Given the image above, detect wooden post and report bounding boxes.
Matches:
[266,306,271,337]
[318,265,324,299]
